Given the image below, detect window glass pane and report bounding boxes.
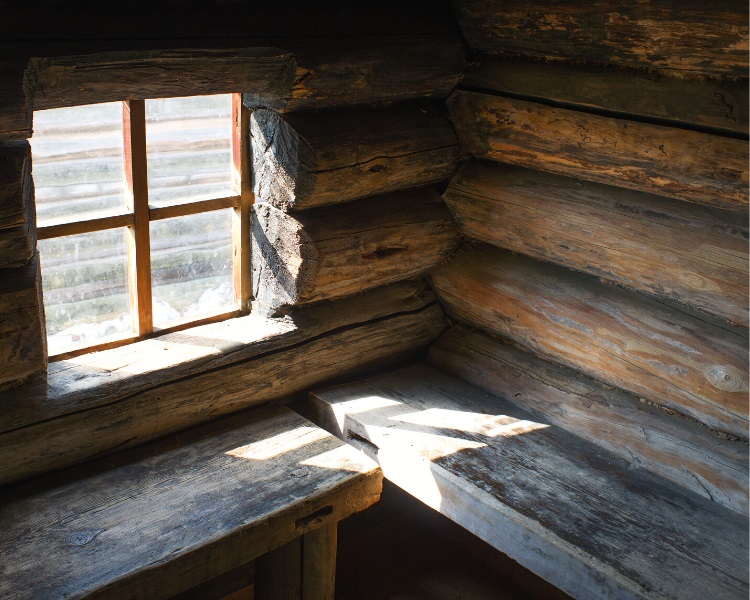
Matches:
[31,102,129,227]
[151,210,235,328]
[39,228,132,356]
[146,94,234,207]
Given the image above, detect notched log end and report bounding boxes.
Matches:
[251,203,318,310]
[249,108,316,209]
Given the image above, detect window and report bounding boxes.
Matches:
[31,94,251,359]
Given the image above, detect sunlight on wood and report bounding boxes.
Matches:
[226,425,328,461]
[301,446,379,474]
[393,407,550,437]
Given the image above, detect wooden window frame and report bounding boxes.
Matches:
[36,94,253,361]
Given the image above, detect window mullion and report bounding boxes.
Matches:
[232,94,253,313]
[123,99,153,335]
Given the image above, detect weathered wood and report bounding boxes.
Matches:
[430,244,748,439]
[250,104,465,211]
[309,365,749,600]
[30,48,296,110]
[462,57,749,135]
[251,188,460,310]
[256,538,302,600]
[0,405,382,599]
[0,257,45,391]
[452,0,749,78]
[0,60,32,140]
[429,326,749,515]
[0,141,32,231]
[445,160,749,326]
[0,282,446,486]
[0,280,438,433]
[447,91,749,211]
[244,35,466,113]
[302,523,337,600]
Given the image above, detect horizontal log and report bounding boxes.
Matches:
[0,257,46,391]
[0,61,31,140]
[448,91,749,212]
[463,57,749,135]
[445,160,749,326]
[430,244,749,439]
[429,326,749,515]
[0,281,446,487]
[250,104,465,210]
[452,0,749,78]
[0,141,32,231]
[251,187,460,310]
[244,35,466,113]
[30,48,295,110]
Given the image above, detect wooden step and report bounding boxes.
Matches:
[309,365,749,600]
[0,405,382,599]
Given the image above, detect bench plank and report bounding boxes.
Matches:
[0,405,382,599]
[309,365,749,600]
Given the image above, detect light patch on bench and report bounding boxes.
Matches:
[226,425,328,460]
[393,407,549,438]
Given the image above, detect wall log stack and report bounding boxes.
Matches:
[452,0,750,78]
[429,326,749,514]
[462,57,749,136]
[252,187,460,311]
[0,258,45,391]
[448,91,749,211]
[250,105,465,211]
[0,281,446,487]
[430,245,748,439]
[445,160,749,327]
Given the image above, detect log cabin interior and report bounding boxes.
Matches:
[0,1,748,598]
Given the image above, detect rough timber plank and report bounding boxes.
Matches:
[0,282,446,486]
[447,91,749,212]
[430,245,748,439]
[0,258,45,391]
[251,188,460,310]
[250,104,465,211]
[462,57,749,135]
[444,160,749,326]
[0,405,382,599]
[30,48,296,110]
[452,0,749,78]
[0,141,33,231]
[429,326,749,515]
[244,35,466,113]
[0,60,32,140]
[309,365,750,600]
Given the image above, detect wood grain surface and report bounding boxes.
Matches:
[444,160,749,326]
[429,326,749,515]
[430,244,749,439]
[251,104,465,211]
[252,187,460,310]
[452,0,749,78]
[448,91,749,211]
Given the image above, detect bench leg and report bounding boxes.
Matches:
[255,523,338,600]
[303,523,337,600]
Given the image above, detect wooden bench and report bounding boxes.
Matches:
[0,405,382,599]
[309,364,749,600]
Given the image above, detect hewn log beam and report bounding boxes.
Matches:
[244,35,466,113]
[0,61,32,140]
[0,141,34,268]
[250,105,465,210]
[30,48,296,111]
[252,188,460,311]
[0,257,46,391]
[448,91,749,211]
[445,160,749,326]
[452,0,749,78]
[0,281,446,486]
[429,326,749,515]
[462,57,749,136]
[430,244,748,439]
